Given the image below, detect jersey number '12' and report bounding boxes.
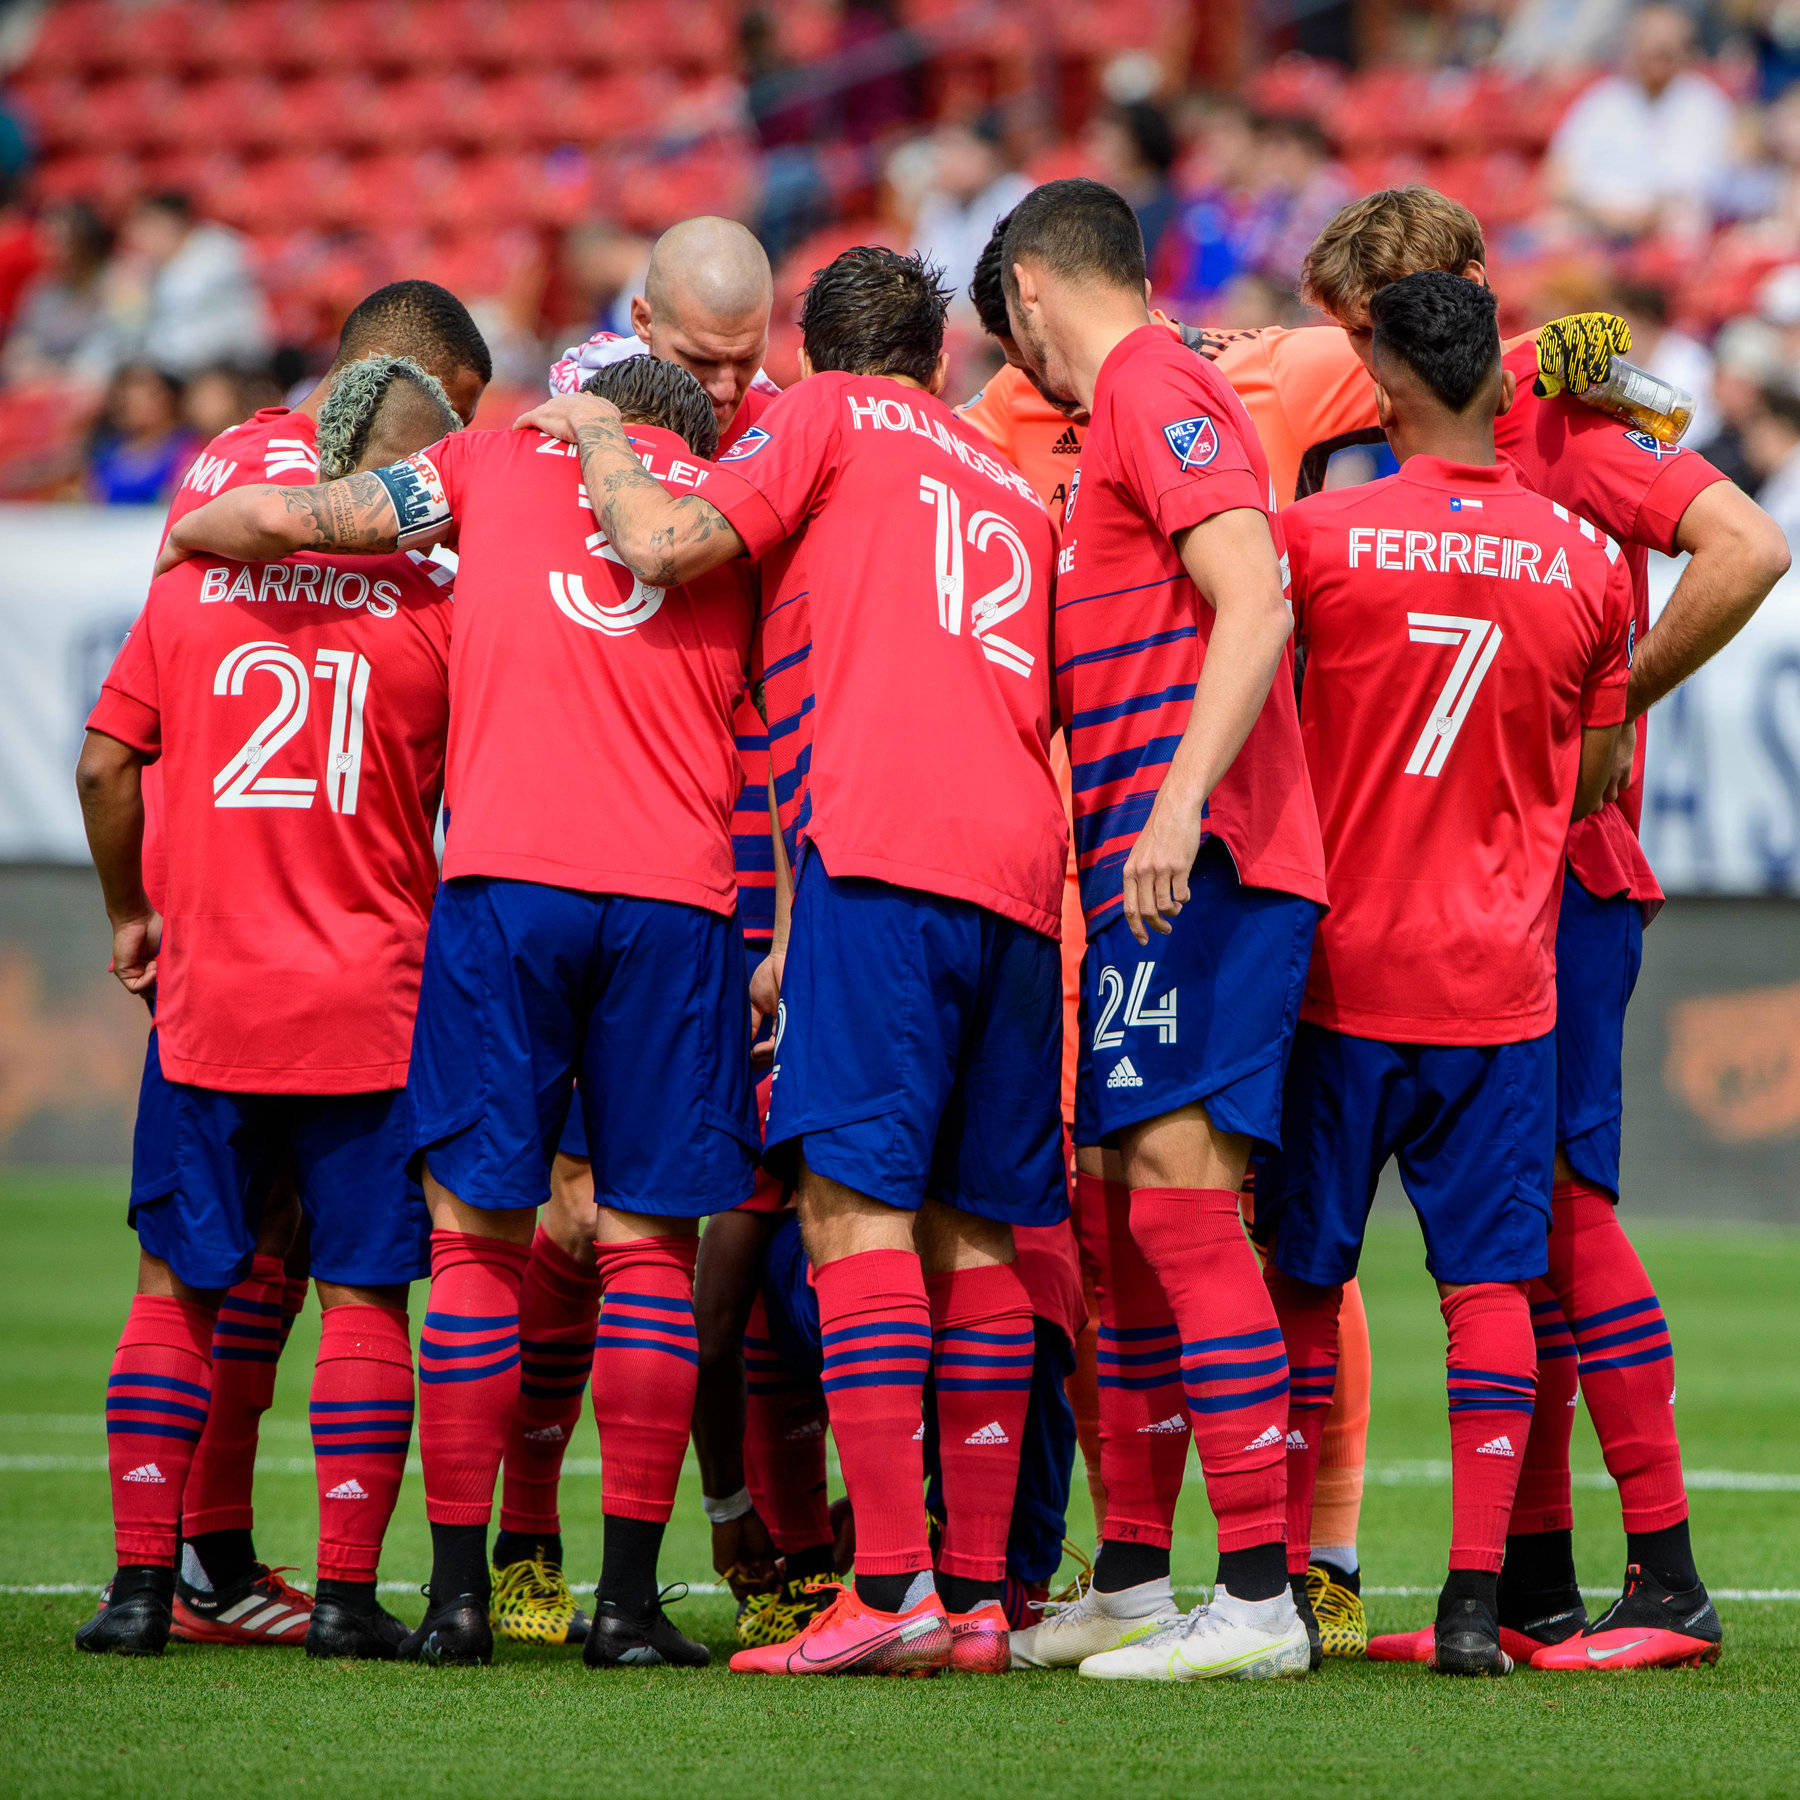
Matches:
[212,641,370,813]
[1405,613,1502,777]
[918,476,1035,677]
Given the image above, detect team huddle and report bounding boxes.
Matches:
[72,179,1788,1679]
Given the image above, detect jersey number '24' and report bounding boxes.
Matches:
[918,476,1036,677]
[212,640,371,813]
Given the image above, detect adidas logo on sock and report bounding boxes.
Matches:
[1285,1429,1307,1450]
[523,1425,565,1443]
[1107,1056,1144,1090]
[122,1462,166,1485]
[1475,1435,1516,1457]
[1242,1425,1284,1452]
[784,1418,825,1441]
[965,1420,1011,1446]
[1138,1413,1188,1435]
[324,1477,369,1501]
[1051,426,1081,454]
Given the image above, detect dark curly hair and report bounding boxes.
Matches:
[800,246,951,386]
[582,354,719,459]
[1368,270,1500,413]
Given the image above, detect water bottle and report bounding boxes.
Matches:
[1573,358,1695,445]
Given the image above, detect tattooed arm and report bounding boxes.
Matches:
[514,393,747,588]
[154,472,407,575]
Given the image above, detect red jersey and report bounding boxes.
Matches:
[701,372,1066,938]
[1494,343,1726,910]
[1286,455,1635,1045]
[87,547,453,1093]
[732,694,776,956]
[390,425,754,911]
[1056,324,1326,928]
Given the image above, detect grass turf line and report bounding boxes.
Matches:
[1,1169,1796,1800]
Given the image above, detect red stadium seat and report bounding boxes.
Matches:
[20,0,125,81]
[82,75,186,156]
[111,0,207,76]
[1246,54,1345,124]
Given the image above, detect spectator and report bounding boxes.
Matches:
[0,172,40,340]
[1698,315,1785,492]
[2,201,120,387]
[1741,378,1800,540]
[1613,275,1719,444]
[181,365,253,444]
[558,221,651,343]
[1495,0,1635,74]
[1546,3,1736,240]
[1155,98,1266,314]
[86,364,196,506]
[911,118,1030,304]
[1249,114,1352,294]
[1085,101,1180,266]
[114,192,270,379]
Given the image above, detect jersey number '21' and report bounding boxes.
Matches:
[212,641,370,813]
[918,476,1035,677]
[1405,613,1502,777]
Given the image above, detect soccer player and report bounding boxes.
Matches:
[156,355,756,1672]
[143,281,491,1642]
[1266,271,1635,1677]
[520,246,1069,1677]
[1000,179,1323,1681]
[73,356,467,1658]
[1300,187,1788,1670]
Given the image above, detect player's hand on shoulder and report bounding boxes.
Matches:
[513,392,623,443]
[110,911,162,996]
[1533,312,1631,400]
[1123,783,1206,946]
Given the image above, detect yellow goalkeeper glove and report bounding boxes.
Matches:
[1533,312,1632,399]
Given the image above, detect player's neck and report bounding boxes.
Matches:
[1064,300,1152,412]
[1392,418,1498,470]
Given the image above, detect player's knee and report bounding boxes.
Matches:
[916,1196,1013,1275]
[544,1154,599,1258]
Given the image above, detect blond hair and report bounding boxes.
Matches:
[1301,187,1487,319]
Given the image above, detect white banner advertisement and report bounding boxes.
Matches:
[1,508,1798,892]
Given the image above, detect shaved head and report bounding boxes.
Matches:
[632,216,773,433]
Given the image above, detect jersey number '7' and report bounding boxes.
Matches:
[918,476,1036,678]
[1404,613,1503,777]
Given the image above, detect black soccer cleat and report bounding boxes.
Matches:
[1290,1571,1324,1672]
[306,1593,412,1661]
[583,1592,712,1669]
[1531,1565,1722,1670]
[397,1591,493,1667]
[1430,1591,1514,1677]
[75,1568,173,1656]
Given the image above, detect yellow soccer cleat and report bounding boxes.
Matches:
[735,1573,833,1649]
[489,1553,591,1647]
[1305,1563,1368,1658]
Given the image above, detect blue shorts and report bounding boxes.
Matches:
[766,858,1066,1227]
[1264,1022,1555,1287]
[1554,874,1643,1198]
[1075,840,1318,1148]
[759,1213,1077,1584]
[129,1031,428,1293]
[409,876,757,1216]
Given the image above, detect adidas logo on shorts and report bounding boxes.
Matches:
[1107,1057,1144,1090]
[523,1425,565,1444]
[1138,1414,1188,1435]
[1285,1429,1307,1450]
[1242,1424,1284,1452]
[122,1462,166,1485]
[1475,1435,1516,1457]
[325,1477,369,1501]
[1051,426,1081,454]
[965,1420,1011,1446]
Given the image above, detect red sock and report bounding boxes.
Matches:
[280,1267,308,1346]
[1083,1174,1188,1551]
[418,1230,528,1527]
[1509,1277,1579,1536]
[180,1252,285,1537]
[814,1248,932,1578]
[592,1235,699,1523]
[926,1262,1034,1584]
[500,1228,602,1538]
[1443,1282,1536,1572]
[1265,1267,1340,1575]
[1552,1180,1687,1532]
[310,1304,414,1582]
[1132,1188,1288,1554]
[743,1296,832,1555]
[106,1294,214,1566]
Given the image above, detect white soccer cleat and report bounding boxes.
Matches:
[1008,1574,1180,1669]
[1077,1584,1312,1682]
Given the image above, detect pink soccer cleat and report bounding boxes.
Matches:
[947,1601,1012,1673]
[729,1583,952,1676]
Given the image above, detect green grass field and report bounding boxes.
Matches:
[1,1171,1796,1800]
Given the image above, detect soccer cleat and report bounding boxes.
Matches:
[75,1570,172,1656]
[397,1591,494,1667]
[583,1589,711,1669]
[1078,1584,1312,1682]
[1369,1599,1581,1666]
[1430,1593,1514,1677]
[1290,1572,1323,1671]
[736,1574,833,1649]
[947,1600,1012,1673]
[1531,1565,1722,1671]
[305,1593,411,1660]
[1008,1570,1180,1669]
[170,1563,312,1646]
[729,1583,952,1676]
[1306,1563,1369,1658]
[490,1553,591,1647]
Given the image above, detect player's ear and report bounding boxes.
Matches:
[1374,381,1395,432]
[629,294,653,346]
[1144,277,1153,308]
[927,348,950,397]
[1497,365,1518,413]
[797,347,815,381]
[1462,260,1487,287]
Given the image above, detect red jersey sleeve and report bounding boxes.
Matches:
[1583,550,1635,728]
[1111,360,1267,541]
[1282,498,1318,634]
[697,380,841,560]
[87,604,162,757]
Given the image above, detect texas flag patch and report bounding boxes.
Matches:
[720,425,771,463]
[1449,496,1483,511]
[1163,414,1220,471]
